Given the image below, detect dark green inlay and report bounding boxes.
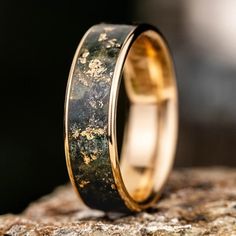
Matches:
[67,24,134,211]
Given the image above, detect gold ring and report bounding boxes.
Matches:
[64,23,178,212]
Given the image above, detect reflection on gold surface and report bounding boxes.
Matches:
[111,29,178,206]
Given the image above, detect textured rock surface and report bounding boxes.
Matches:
[66,24,135,212]
[1,167,236,235]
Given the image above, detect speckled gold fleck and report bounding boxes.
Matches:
[78,77,89,86]
[88,100,96,108]
[90,154,97,160]
[79,180,90,188]
[80,151,91,165]
[80,127,105,140]
[72,128,81,139]
[86,59,107,77]
[78,49,90,64]
[98,33,108,42]
[89,100,104,108]
[80,150,100,165]
[73,69,90,87]
[106,39,121,48]
[95,76,111,83]
[111,184,116,190]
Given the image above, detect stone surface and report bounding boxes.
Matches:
[65,24,135,211]
[1,167,236,235]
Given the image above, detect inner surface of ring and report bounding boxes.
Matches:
[118,30,177,202]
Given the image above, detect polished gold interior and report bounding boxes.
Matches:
[119,30,178,202]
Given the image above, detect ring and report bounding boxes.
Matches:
[64,23,178,212]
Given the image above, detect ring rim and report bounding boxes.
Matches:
[108,24,178,211]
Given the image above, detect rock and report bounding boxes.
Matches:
[1,167,236,235]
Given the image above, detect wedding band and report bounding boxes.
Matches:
[64,23,178,212]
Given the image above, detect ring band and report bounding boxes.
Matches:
[64,23,178,212]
